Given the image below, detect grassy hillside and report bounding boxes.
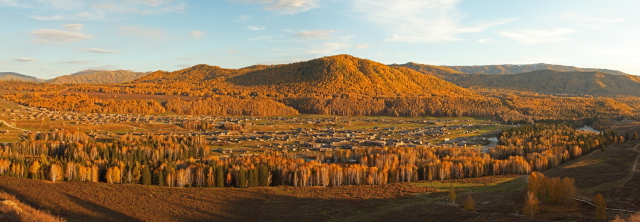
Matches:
[48,70,148,84]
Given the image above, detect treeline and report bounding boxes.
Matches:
[2,93,298,116]
[0,124,625,188]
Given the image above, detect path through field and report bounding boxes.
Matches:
[0,119,28,131]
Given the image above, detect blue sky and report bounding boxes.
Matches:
[0,0,638,79]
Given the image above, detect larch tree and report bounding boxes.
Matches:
[448,184,457,204]
[594,194,606,220]
[523,191,540,218]
[463,194,476,211]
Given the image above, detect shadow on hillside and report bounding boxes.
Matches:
[0,177,546,222]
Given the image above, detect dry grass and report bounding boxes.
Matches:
[0,191,66,222]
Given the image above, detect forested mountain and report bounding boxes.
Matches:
[428,70,640,97]
[444,63,627,75]
[136,54,474,97]
[47,70,148,84]
[0,72,42,82]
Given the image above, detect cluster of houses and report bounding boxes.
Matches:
[1,105,500,155]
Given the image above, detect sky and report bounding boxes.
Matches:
[0,0,639,79]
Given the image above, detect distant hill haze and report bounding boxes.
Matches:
[136,54,474,97]
[445,63,627,75]
[47,70,149,84]
[393,62,628,75]
[0,72,43,82]
[432,70,640,97]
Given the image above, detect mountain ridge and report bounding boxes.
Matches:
[47,70,149,84]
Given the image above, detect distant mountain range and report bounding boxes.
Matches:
[392,62,628,75]
[395,62,640,97]
[445,63,627,75]
[47,70,149,84]
[0,72,44,82]
[1,59,637,97]
[0,70,148,84]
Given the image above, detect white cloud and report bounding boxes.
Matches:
[0,61,5,64]
[247,35,277,41]
[87,65,119,70]
[119,26,165,38]
[500,28,576,44]
[190,30,204,38]
[63,23,83,31]
[296,30,335,39]
[235,15,252,22]
[177,63,195,67]
[13,57,37,62]
[30,29,92,44]
[229,0,319,14]
[127,0,174,7]
[247,25,265,30]
[77,48,121,54]
[351,0,516,43]
[562,13,625,28]
[62,60,93,63]
[306,42,351,54]
[477,38,488,43]
[354,44,369,49]
[6,0,186,21]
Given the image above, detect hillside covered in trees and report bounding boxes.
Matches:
[47,70,149,84]
[1,54,640,123]
[428,70,640,97]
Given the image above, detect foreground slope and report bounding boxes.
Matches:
[48,70,148,84]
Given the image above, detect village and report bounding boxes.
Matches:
[0,102,505,156]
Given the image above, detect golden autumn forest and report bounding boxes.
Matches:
[1,54,640,222]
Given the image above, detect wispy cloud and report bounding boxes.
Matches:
[62,60,93,63]
[354,44,369,49]
[30,28,92,44]
[247,25,265,30]
[119,26,165,38]
[228,50,239,53]
[500,28,575,44]
[63,23,83,31]
[234,15,252,22]
[228,0,319,14]
[0,61,5,64]
[13,57,37,62]
[5,0,187,21]
[295,30,335,39]
[177,63,195,67]
[306,42,347,54]
[351,0,516,43]
[190,30,205,38]
[77,48,121,54]
[561,13,625,28]
[247,35,278,41]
